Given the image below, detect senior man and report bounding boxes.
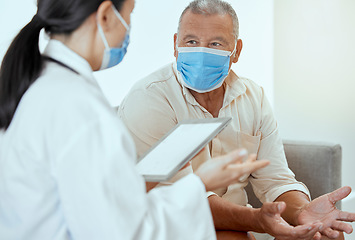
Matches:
[119,0,355,239]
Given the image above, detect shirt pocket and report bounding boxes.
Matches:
[221,130,262,156]
[237,130,262,155]
[218,131,262,205]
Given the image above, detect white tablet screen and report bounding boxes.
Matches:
[136,118,231,181]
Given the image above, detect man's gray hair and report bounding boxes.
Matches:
[178,0,239,38]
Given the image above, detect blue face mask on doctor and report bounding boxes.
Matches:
[176,46,236,93]
[97,5,130,70]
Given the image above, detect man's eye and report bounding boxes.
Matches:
[211,42,222,47]
[187,40,197,45]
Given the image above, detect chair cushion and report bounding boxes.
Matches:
[245,140,342,209]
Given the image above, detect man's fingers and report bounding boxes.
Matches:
[274,223,321,240]
[331,220,353,234]
[291,222,323,238]
[263,201,286,215]
[274,222,321,239]
[327,186,352,204]
[338,210,355,222]
[322,227,340,239]
[312,231,322,240]
[265,211,322,239]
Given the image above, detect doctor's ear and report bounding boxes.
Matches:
[232,39,243,63]
[96,1,115,31]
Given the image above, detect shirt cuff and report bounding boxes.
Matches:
[266,182,311,202]
[206,191,218,198]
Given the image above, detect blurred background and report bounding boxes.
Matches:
[0,0,354,237]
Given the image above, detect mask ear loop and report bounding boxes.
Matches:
[227,40,238,75]
[229,41,237,57]
[97,4,130,50]
[112,5,130,30]
[97,22,110,50]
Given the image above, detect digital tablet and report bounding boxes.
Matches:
[136,117,232,182]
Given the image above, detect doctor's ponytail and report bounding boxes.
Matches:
[0,15,44,130]
[0,0,126,130]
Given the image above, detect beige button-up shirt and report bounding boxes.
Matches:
[119,62,310,206]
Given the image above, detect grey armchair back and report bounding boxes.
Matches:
[245,140,342,209]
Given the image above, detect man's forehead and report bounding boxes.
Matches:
[179,10,234,33]
[180,9,232,23]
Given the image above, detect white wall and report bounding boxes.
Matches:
[0,1,37,57]
[274,0,355,238]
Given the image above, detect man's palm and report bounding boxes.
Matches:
[298,186,355,239]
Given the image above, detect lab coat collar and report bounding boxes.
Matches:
[43,39,96,83]
[172,61,247,109]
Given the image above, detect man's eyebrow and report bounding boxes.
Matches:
[181,35,229,43]
[182,34,199,40]
[211,36,228,44]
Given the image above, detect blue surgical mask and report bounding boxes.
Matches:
[97,5,130,70]
[176,46,236,93]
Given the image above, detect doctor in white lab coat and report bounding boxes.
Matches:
[0,0,270,239]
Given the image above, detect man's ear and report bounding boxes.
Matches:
[96,1,114,32]
[173,33,178,58]
[232,39,243,63]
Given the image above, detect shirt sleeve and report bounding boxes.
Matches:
[248,88,310,203]
[53,116,216,240]
[119,88,177,158]
[119,88,194,182]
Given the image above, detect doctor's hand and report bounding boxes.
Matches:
[296,186,355,239]
[195,149,269,191]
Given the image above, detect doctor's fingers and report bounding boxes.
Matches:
[225,160,269,180]
[227,160,270,174]
[216,148,248,167]
[244,153,258,163]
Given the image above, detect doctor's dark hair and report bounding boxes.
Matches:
[0,0,126,130]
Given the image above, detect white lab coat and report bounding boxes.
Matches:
[0,40,216,240]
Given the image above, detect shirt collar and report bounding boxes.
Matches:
[43,39,96,83]
[223,70,247,106]
[172,61,247,108]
